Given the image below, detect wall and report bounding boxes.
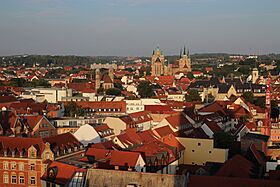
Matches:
[86,169,187,187]
[177,137,228,165]
[104,117,126,135]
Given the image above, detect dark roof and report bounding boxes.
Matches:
[217,84,231,93]
[188,175,280,187]
[243,133,270,142]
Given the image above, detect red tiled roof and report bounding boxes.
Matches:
[203,119,222,133]
[144,105,175,114]
[0,136,45,157]
[41,161,80,186]
[216,155,253,178]
[76,101,126,113]
[43,132,82,151]
[165,113,192,129]
[110,150,141,167]
[153,126,174,137]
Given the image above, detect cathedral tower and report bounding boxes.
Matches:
[151,47,165,76]
[95,68,101,91]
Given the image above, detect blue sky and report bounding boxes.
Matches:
[0,0,279,56]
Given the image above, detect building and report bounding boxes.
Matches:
[151,46,191,76]
[177,137,228,165]
[21,88,73,103]
[0,137,54,187]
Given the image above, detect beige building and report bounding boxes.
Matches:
[151,47,191,76]
[177,137,228,165]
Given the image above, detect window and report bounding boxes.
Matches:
[19,176,25,184]
[11,162,16,170]
[11,175,17,184]
[30,176,36,185]
[198,143,201,146]
[3,173,9,184]
[3,161,9,170]
[30,163,35,171]
[209,151,212,154]
[19,163,24,171]
[192,150,195,152]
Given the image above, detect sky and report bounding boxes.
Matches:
[0,0,279,56]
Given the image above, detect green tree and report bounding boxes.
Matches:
[137,81,154,98]
[64,101,84,117]
[242,91,254,103]
[186,72,194,80]
[9,78,27,87]
[254,97,265,108]
[114,83,123,91]
[106,88,122,96]
[213,132,235,149]
[97,87,104,95]
[185,89,201,102]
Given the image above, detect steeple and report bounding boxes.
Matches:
[187,49,190,57]
[152,50,155,55]
[179,48,182,58]
[183,46,186,56]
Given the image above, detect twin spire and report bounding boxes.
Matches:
[180,46,189,58]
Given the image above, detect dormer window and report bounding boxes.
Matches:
[12,151,15,157]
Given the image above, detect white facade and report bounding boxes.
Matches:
[74,124,101,146]
[125,99,164,114]
[21,88,72,103]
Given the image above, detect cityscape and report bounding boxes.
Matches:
[0,0,280,187]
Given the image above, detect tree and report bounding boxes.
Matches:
[254,97,265,108]
[114,83,123,91]
[187,72,194,80]
[205,94,215,103]
[137,81,154,98]
[242,91,254,104]
[97,87,104,95]
[106,88,121,96]
[185,89,201,102]
[64,101,84,117]
[213,132,235,149]
[9,78,27,87]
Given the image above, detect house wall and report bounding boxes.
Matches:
[104,117,126,135]
[32,117,57,138]
[177,137,228,165]
[86,169,187,187]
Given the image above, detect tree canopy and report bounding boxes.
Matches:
[185,89,201,102]
[137,81,154,98]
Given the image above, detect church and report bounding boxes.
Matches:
[151,46,192,76]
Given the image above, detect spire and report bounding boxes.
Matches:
[179,48,182,58]
[187,48,190,57]
[183,46,186,56]
[152,50,155,55]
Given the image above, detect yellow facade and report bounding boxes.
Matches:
[177,137,228,165]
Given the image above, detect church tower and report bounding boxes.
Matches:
[151,47,165,76]
[95,68,101,91]
[108,68,114,82]
[252,68,259,84]
[179,46,191,72]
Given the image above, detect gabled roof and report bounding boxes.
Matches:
[110,150,141,167]
[165,113,192,129]
[203,119,222,133]
[153,125,174,137]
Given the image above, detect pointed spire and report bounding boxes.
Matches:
[153,50,155,55]
[179,48,182,58]
[183,46,186,56]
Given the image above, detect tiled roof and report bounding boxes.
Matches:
[144,105,175,114]
[153,126,174,137]
[0,136,45,157]
[41,161,81,186]
[43,132,82,152]
[216,155,253,178]
[165,113,192,129]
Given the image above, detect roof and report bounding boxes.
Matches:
[153,125,174,137]
[41,161,81,186]
[76,101,126,113]
[165,113,192,129]
[243,133,270,142]
[43,132,82,151]
[0,136,45,157]
[216,155,253,178]
[144,105,175,114]
[188,175,280,187]
[203,119,222,133]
